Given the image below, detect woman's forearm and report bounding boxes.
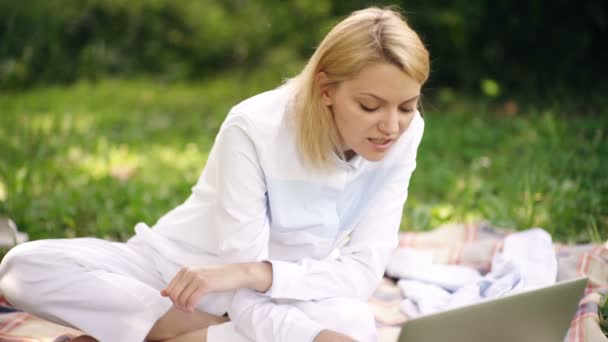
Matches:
[161,261,273,312]
[240,261,273,293]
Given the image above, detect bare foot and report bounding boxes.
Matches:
[163,327,208,342]
[70,336,98,342]
[314,329,356,342]
[147,307,227,341]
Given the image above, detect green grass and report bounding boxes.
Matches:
[407,100,607,243]
[1,72,606,247]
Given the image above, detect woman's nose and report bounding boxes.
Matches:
[379,109,400,135]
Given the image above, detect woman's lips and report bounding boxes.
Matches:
[368,138,394,151]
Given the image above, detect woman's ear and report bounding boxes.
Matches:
[316,72,333,106]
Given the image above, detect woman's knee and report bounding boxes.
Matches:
[295,297,377,341]
[0,240,60,305]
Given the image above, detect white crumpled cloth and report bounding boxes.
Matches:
[385,228,557,318]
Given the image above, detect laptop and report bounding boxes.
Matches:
[398,277,588,342]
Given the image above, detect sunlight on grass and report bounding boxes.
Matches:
[0,180,6,202]
[67,140,209,186]
[155,143,207,171]
[1,75,606,244]
[20,111,95,135]
[96,142,214,189]
[72,142,144,180]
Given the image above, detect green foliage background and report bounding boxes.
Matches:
[2,0,607,96]
[1,75,606,243]
[0,0,606,244]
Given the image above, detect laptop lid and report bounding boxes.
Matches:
[398,277,588,342]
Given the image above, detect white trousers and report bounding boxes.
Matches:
[0,235,376,342]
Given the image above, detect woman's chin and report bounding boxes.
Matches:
[359,150,388,162]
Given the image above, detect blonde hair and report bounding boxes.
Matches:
[290,7,430,168]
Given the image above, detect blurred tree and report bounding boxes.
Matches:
[0,0,606,98]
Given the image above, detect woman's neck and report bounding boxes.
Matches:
[343,149,357,161]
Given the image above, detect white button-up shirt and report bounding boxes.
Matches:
[140,83,424,341]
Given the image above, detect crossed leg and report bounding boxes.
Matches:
[147,307,228,341]
[70,306,227,342]
[0,238,229,342]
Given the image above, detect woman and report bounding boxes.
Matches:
[0,6,429,342]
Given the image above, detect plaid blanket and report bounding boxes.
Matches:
[0,297,81,342]
[373,223,608,342]
[0,222,606,341]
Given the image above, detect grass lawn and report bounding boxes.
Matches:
[0,71,606,248]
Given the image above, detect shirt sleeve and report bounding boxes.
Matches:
[209,119,324,341]
[211,121,269,263]
[262,118,425,301]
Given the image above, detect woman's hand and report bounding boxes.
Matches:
[161,261,273,312]
[161,264,240,312]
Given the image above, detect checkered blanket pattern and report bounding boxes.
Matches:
[0,222,606,341]
[0,297,81,341]
[371,222,608,341]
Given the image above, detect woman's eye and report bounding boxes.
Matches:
[400,108,415,114]
[360,104,379,112]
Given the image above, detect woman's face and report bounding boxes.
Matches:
[320,62,421,162]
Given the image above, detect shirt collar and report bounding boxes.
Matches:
[332,150,364,171]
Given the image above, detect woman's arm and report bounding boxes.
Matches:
[258,117,424,301]
[162,112,422,341]
[163,115,424,308]
[160,119,327,341]
[160,119,273,311]
[263,162,417,301]
[161,261,272,312]
[242,260,273,292]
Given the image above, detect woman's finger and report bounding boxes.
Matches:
[183,275,210,311]
[163,267,190,303]
[161,267,186,297]
[186,286,209,312]
[176,275,201,311]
